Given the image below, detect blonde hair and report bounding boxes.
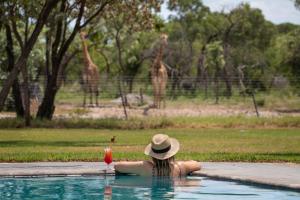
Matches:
[152,156,175,177]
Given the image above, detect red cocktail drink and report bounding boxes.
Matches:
[104,147,113,168]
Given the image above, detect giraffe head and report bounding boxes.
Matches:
[80,31,88,40]
[160,33,168,47]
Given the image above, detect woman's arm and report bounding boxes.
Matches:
[114,161,152,176]
[181,160,201,174]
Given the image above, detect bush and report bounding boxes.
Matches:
[256,99,265,107]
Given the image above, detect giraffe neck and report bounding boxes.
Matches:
[155,42,165,67]
[81,39,93,68]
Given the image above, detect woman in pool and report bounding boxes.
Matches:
[114,134,200,176]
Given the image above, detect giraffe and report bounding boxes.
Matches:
[79,31,100,107]
[151,34,168,109]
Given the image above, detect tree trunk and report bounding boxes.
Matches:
[0,0,59,111]
[36,50,62,119]
[118,76,128,119]
[251,91,259,117]
[197,49,210,99]
[128,77,134,93]
[20,66,31,126]
[170,72,180,99]
[5,24,24,117]
[36,0,83,119]
[203,69,209,99]
[11,81,24,117]
[223,67,232,98]
[215,69,220,104]
[223,43,232,98]
[196,51,205,87]
[36,76,57,119]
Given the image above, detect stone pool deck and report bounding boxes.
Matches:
[0,162,299,191]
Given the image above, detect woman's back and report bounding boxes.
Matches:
[114,160,199,177]
[114,134,200,176]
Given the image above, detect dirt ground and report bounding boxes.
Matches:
[1,100,299,119]
[52,102,300,119]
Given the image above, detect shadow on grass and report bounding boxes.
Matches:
[0,152,300,162]
[0,117,172,129]
[0,140,135,147]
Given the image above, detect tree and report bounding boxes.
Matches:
[4,23,24,117]
[0,0,60,125]
[205,41,225,104]
[196,13,225,98]
[221,3,276,97]
[36,0,164,119]
[36,0,113,119]
[294,0,300,9]
[270,29,300,91]
[168,0,211,96]
[102,1,163,93]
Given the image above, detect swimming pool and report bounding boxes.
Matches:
[0,176,299,200]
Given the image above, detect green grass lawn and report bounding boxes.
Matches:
[0,128,300,163]
[0,116,300,129]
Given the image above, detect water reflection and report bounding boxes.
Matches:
[104,185,112,200]
[0,176,299,200]
[112,176,201,199]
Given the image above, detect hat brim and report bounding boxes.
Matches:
[144,138,180,160]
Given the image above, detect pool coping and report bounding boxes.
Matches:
[0,162,299,192]
[194,173,300,192]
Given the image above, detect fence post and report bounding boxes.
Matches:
[139,88,144,105]
[118,76,128,120]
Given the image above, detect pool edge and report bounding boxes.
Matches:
[192,172,300,192]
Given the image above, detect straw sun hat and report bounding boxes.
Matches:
[144,134,180,160]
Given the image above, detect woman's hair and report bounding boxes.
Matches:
[152,156,175,176]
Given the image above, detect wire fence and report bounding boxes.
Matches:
[0,74,299,117]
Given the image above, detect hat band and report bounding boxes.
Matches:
[152,145,171,154]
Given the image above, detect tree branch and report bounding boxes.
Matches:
[57,0,86,64]
[52,0,66,56]
[115,28,125,71]
[10,19,24,50]
[79,0,113,29]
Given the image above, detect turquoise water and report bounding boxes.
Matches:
[0,176,299,200]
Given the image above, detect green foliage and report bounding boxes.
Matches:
[205,41,225,71]
[229,3,275,49]
[1,0,300,118]
[295,0,300,9]
[277,23,299,34]
[267,28,300,90]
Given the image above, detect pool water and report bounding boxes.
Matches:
[0,176,299,200]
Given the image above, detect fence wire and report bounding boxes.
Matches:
[0,74,298,114]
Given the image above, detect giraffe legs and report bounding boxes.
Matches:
[89,86,93,106]
[83,80,100,108]
[157,87,161,109]
[161,83,167,109]
[158,83,163,109]
[95,88,99,107]
[157,80,167,109]
[153,80,166,109]
[154,90,158,108]
[83,92,86,107]
[152,80,159,109]
[83,84,87,107]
